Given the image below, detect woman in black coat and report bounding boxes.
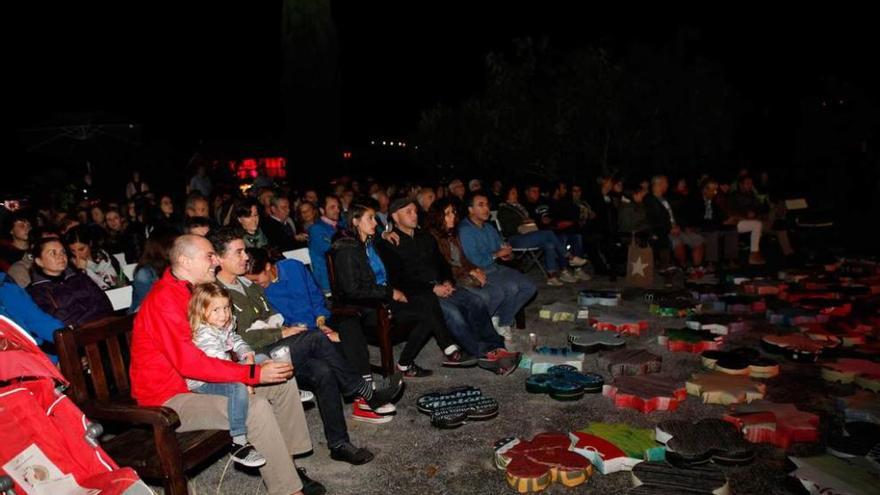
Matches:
[331,204,459,378]
[27,237,114,327]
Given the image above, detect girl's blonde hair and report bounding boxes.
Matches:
[188,283,231,336]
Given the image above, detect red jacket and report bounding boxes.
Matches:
[130,269,261,406]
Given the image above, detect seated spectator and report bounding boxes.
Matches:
[571,182,612,276]
[262,193,307,252]
[245,248,398,422]
[209,227,400,464]
[681,179,732,266]
[302,189,319,206]
[235,198,269,250]
[487,180,504,209]
[187,164,212,197]
[380,198,520,373]
[130,229,177,313]
[332,204,460,378]
[645,175,705,268]
[102,207,130,257]
[459,192,537,340]
[309,195,343,293]
[297,200,318,231]
[7,228,59,288]
[129,234,324,495]
[125,169,149,199]
[1,269,64,362]
[63,225,127,289]
[0,211,31,272]
[184,216,213,236]
[729,175,793,258]
[497,184,586,285]
[256,187,275,217]
[151,194,182,233]
[372,191,390,232]
[617,183,650,234]
[416,186,436,226]
[28,237,114,327]
[184,192,216,227]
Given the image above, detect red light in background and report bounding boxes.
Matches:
[342,151,352,160]
[229,157,287,179]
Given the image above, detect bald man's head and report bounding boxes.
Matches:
[170,234,218,284]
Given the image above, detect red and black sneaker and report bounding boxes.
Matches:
[442,350,478,367]
[479,349,522,375]
[351,398,394,424]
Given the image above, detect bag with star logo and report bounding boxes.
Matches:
[625,235,653,287]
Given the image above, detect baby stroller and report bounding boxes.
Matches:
[0,315,152,495]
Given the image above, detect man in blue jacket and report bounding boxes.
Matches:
[458,192,537,340]
[0,271,64,361]
[244,248,396,425]
[307,195,343,294]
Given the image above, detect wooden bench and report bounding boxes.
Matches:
[54,315,230,495]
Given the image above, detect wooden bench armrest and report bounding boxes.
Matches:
[82,402,181,430]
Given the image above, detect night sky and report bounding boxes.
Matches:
[10,3,878,150]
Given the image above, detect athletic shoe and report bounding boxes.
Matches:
[547,277,565,286]
[300,390,314,403]
[568,256,588,267]
[230,443,266,468]
[496,325,513,341]
[397,362,433,378]
[559,271,579,283]
[366,372,403,410]
[355,396,397,414]
[352,400,394,424]
[442,350,478,367]
[573,268,592,281]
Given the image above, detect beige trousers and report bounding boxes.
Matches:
[165,379,312,495]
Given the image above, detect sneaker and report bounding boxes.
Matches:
[573,267,592,281]
[491,316,501,330]
[442,350,478,367]
[230,443,266,468]
[296,468,326,495]
[397,362,433,378]
[749,252,767,265]
[330,441,375,465]
[479,349,522,375]
[558,271,579,283]
[366,372,403,410]
[547,276,565,286]
[496,325,513,341]
[568,256,588,267]
[356,396,397,414]
[300,390,315,403]
[352,399,394,424]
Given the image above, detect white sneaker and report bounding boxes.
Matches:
[568,256,588,267]
[573,268,592,281]
[497,325,513,341]
[300,390,315,403]
[491,316,501,331]
[547,277,565,286]
[558,271,578,283]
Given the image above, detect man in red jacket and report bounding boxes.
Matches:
[129,234,323,495]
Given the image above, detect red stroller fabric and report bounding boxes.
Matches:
[0,316,150,494]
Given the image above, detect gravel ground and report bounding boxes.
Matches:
[148,269,871,495]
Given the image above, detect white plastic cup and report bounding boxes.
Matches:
[270,345,292,364]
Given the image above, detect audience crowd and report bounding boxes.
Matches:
[0,165,794,495]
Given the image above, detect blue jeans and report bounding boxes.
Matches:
[193,382,249,438]
[439,288,506,357]
[509,230,568,273]
[480,264,537,327]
